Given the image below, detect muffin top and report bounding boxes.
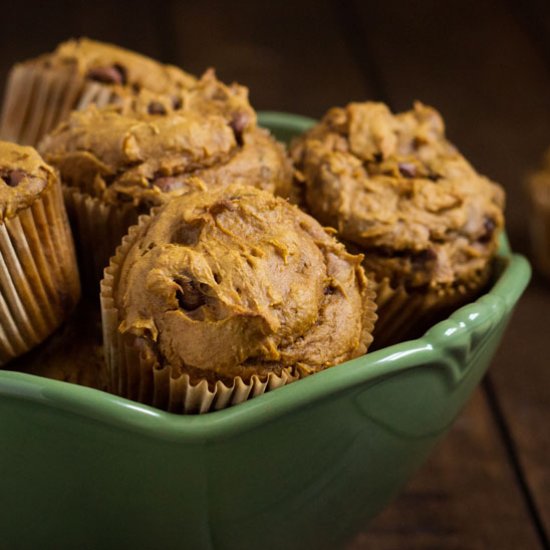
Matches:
[39,101,292,209]
[112,185,375,384]
[27,37,196,94]
[0,141,57,221]
[291,101,505,288]
[116,68,256,138]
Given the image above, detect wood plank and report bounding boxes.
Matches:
[489,275,550,536]
[350,389,542,550]
[348,0,550,544]
[348,0,550,252]
[0,1,546,547]
[165,0,374,117]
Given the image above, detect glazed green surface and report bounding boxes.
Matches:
[0,112,531,550]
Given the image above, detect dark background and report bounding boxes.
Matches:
[2,1,549,548]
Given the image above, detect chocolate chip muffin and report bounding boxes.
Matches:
[291,101,505,346]
[0,141,80,365]
[0,37,196,146]
[39,96,292,290]
[527,148,550,279]
[100,184,376,413]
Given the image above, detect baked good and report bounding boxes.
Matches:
[0,141,80,365]
[527,148,550,279]
[0,37,196,146]
[39,93,292,289]
[291,101,505,346]
[100,184,376,413]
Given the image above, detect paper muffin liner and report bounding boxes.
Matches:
[100,215,299,414]
[63,187,138,293]
[0,179,81,365]
[528,183,550,279]
[0,63,124,147]
[371,267,491,349]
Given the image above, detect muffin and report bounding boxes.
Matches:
[291,101,505,346]
[527,148,550,279]
[39,96,292,289]
[0,37,197,146]
[0,141,80,365]
[100,184,376,413]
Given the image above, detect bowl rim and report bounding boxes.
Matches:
[0,111,532,442]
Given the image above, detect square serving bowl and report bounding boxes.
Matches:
[0,113,531,550]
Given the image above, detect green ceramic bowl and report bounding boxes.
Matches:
[0,113,530,550]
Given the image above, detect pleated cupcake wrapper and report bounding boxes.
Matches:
[529,188,550,279]
[361,281,378,353]
[371,268,491,349]
[100,214,298,414]
[63,188,139,293]
[0,63,124,147]
[0,180,81,365]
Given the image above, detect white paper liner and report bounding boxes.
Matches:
[100,215,298,414]
[0,180,80,365]
[63,187,138,293]
[372,268,490,349]
[0,63,125,147]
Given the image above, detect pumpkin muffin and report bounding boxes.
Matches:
[39,97,292,289]
[291,101,505,346]
[0,141,80,365]
[100,184,376,413]
[0,37,196,146]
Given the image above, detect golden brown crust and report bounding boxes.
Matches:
[0,141,58,221]
[111,185,375,384]
[114,68,257,133]
[291,101,505,289]
[39,101,293,209]
[25,37,196,95]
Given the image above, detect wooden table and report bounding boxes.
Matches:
[1,1,549,548]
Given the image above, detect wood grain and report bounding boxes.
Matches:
[165,0,374,117]
[0,1,548,548]
[347,0,550,545]
[350,390,542,550]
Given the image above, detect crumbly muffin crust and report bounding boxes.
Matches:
[291,101,505,289]
[39,101,292,209]
[0,141,58,221]
[27,37,196,94]
[112,185,375,384]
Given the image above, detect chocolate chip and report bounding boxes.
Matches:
[86,64,126,85]
[373,153,383,163]
[147,101,167,115]
[398,162,416,178]
[172,96,183,110]
[479,217,496,243]
[153,176,185,193]
[427,172,441,182]
[324,285,336,296]
[175,279,205,311]
[2,169,26,187]
[171,220,204,246]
